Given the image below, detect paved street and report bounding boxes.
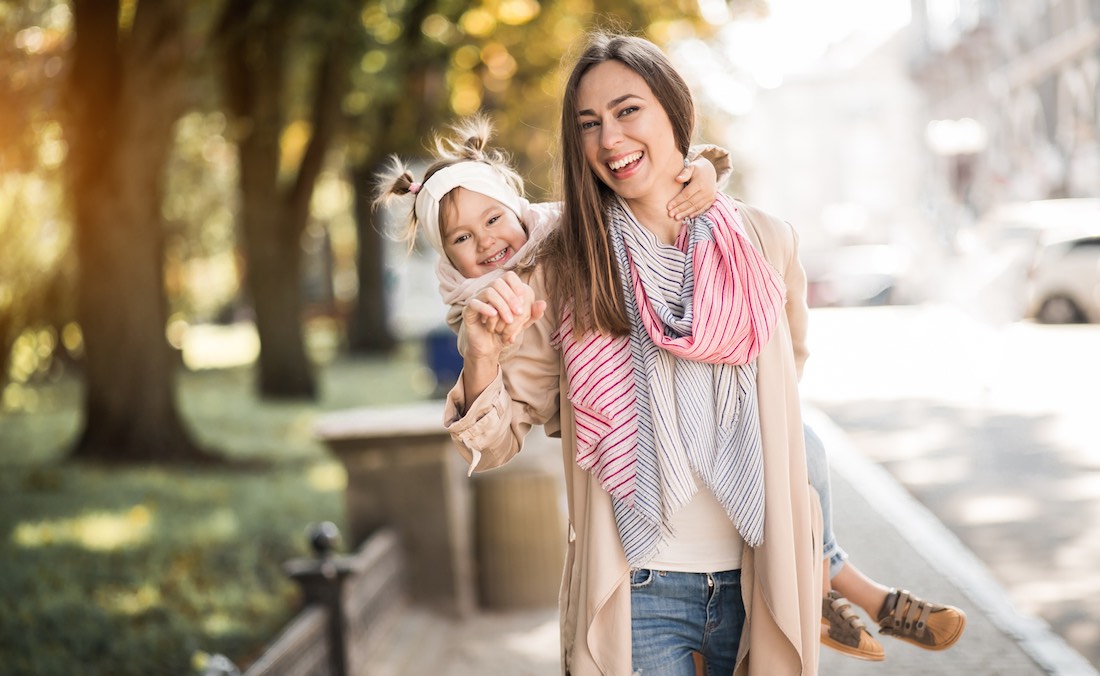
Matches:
[800,304,1100,671]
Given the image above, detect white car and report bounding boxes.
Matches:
[1026,235,1100,323]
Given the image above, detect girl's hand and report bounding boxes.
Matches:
[667,156,718,220]
[462,272,546,359]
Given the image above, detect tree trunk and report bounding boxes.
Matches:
[347,2,440,354]
[65,0,214,463]
[218,0,352,399]
[347,161,397,353]
[234,38,318,397]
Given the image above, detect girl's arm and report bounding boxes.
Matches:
[667,143,732,220]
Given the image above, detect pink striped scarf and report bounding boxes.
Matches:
[631,195,785,364]
[555,194,785,507]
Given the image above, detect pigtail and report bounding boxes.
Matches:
[372,154,421,250]
[433,114,493,162]
[425,114,527,201]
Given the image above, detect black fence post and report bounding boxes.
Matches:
[283,522,354,676]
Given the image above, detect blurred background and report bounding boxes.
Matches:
[1,0,1098,674]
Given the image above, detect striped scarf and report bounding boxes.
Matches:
[556,194,785,565]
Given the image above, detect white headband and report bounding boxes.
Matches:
[413,161,529,254]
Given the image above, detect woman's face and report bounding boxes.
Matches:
[575,59,683,203]
[441,187,529,278]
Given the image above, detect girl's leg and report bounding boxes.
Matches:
[803,423,848,578]
[806,423,885,660]
[808,423,967,652]
[830,561,891,617]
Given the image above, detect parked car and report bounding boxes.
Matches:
[803,245,916,308]
[1026,235,1100,323]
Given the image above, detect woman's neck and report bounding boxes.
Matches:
[621,186,682,246]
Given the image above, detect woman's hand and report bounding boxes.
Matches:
[463,271,547,359]
[667,156,718,220]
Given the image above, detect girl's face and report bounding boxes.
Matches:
[575,59,683,203]
[441,187,529,278]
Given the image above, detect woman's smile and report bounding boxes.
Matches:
[608,150,644,174]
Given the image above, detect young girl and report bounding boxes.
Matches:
[379,114,964,671]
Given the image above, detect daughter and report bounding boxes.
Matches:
[376,116,965,663]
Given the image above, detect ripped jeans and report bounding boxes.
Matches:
[630,568,744,676]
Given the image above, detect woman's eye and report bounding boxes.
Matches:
[618,106,639,118]
[580,119,599,131]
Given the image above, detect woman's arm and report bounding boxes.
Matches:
[445,270,560,471]
[783,223,811,380]
[458,272,545,401]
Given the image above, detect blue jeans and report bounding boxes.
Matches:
[804,422,849,578]
[630,569,745,676]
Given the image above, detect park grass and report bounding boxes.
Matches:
[0,342,435,676]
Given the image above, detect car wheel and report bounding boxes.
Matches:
[1037,295,1084,324]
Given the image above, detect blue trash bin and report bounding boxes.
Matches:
[424,326,463,398]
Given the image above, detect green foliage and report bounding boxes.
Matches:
[344,0,720,196]
[0,1,77,395]
[0,468,310,675]
[162,111,241,323]
[0,347,428,675]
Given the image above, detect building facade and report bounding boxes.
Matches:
[912,0,1100,217]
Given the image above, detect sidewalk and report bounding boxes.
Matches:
[368,407,1097,676]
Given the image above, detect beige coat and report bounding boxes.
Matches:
[444,201,822,676]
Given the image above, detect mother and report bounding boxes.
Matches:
[446,33,821,675]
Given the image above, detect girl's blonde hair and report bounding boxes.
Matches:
[373,115,527,250]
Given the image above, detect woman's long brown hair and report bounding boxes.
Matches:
[542,32,697,336]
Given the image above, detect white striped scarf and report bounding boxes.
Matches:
[555,194,785,565]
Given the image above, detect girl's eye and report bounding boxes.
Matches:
[487,215,500,226]
[452,233,470,244]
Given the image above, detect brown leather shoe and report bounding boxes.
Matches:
[821,590,886,661]
[877,588,967,650]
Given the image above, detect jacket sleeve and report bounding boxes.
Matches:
[442,269,561,472]
[740,201,811,380]
[688,143,733,190]
[782,223,810,380]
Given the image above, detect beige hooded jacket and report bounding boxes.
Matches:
[444,201,822,676]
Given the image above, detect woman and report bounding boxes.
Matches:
[445,33,821,675]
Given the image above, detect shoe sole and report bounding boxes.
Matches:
[883,609,967,651]
[820,624,886,662]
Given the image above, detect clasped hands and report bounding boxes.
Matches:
[463,271,546,359]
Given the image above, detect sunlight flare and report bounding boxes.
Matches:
[13,505,153,551]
